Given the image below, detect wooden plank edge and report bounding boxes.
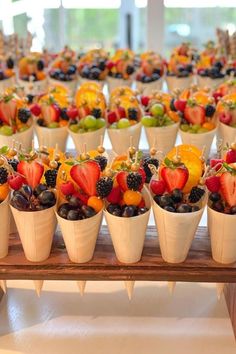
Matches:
[224,283,236,339]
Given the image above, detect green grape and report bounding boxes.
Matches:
[150,103,165,117]
[0,126,13,136]
[84,115,97,129]
[69,124,79,133]
[48,122,59,128]
[117,118,130,129]
[96,118,106,129]
[141,116,156,127]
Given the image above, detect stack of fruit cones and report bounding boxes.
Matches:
[69,126,106,153]
[108,122,142,155]
[11,205,57,262]
[35,125,68,151]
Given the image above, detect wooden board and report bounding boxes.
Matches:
[0,226,236,282]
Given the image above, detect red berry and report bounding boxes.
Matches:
[8,174,25,190]
[141,96,150,107]
[210,159,223,171]
[107,111,117,124]
[30,104,41,116]
[174,99,187,112]
[205,175,221,193]
[117,106,126,118]
[150,179,166,195]
[67,106,78,119]
[107,186,122,204]
[219,112,232,125]
[60,181,75,196]
[106,60,115,70]
[138,167,146,185]
[213,92,222,103]
[225,149,236,163]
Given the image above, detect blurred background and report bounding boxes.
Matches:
[0,0,236,55]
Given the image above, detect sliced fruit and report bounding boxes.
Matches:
[205,175,220,193]
[225,149,236,164]
[220,172,236,207]
[70,160,100,196]
[160,165,189,193]
[17,161,44,189]
[184,104,206,125]
[116,171,128,191]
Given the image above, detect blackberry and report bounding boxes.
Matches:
[27,94,34,104]
[0,167,8,184]
[44,169,57,188]
[37,60,44,71]
[91,108,102,118]
[18,108,31,123]
[96,177,113,198]
[128,108,138,120]
[126,65,135,75]
[61,108,69,120]
[98,59,106,71]
[170,98,177,111]
[143,157,159,183]
[188,187,205,203]
[94,155,107,171]
[127,172,142,191]
[205,104,215,117]
[8,159,19,172]
[6,57,14,69]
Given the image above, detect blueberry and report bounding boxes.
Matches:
[152,73,160,81]
[122,205,137,217]
[142,76,152,83]
[230,206,236,215]
[137,207,148,215]
[19,184,33,200]
[68,195,82,208]
[177,204,192,213]
[11,194,30,210]
[67,65,76,75]
[159,195,174,208]
[81,66,90,78]
[177,70,189,78]
[164,205,176,212]
[98,59,106,71]
[58,203,71,219]
[90,67,101,80]
[209,192,221,202]
[212,201,224,212]
[81,205,96,218]
[171,188,183,203]
[153,68,161,75]
[34,183,47,197]
[153,195,161,205]
[115,72,122,79]
[38,190,56,207]
[191,205,200,212]
[67,209,81,220]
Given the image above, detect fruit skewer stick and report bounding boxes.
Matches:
[0,280,7,293]
[33,280,44,297]
[77,281,86,296]
[124,280,135,300]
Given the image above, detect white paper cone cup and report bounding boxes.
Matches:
[168,281,176,295]
[107,122,142,155]
[34,280,44,297]
[105,187,151,263]
[136,78,163,95]
[79,77,105,89]
[180,127,217,159]
[0,280,7,293]
[124,280,135,300]
[218,122,236,151]
[208,206,236,264]
[48,77,78,96]
[107,76,132,93]
[56,209,103,263]
[196,76,225,91]
[0,124,34,152]
[10,205,57,262]
[144,122,179,155]
[216,283,225,300]
[17,78,48,95]
[69,126,106,153]
[35,125,68,151]
[0,76,16,93]
[0,195,10,259]
[153,197,206,263]
[77,280,86,296]
[166,76,193,93]
[9,209,18,234]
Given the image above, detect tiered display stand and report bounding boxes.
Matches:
[0,225,236,337]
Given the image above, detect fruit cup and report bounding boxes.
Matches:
[136,78,163,96]
[107,76,133,93]
[108,122,142,155]
[0,195,10,259]
[0,76,16,94]
[48,76,78,96]
[166,76,193,93]
[56,208,103,263]
[79,77,105,90]
[35,124,68,151]
[69,125,106,153]
[0,124,34,152]
[197,76,225,91]
[218,122,236,151]
[105,187,151,263]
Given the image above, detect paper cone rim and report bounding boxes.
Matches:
[10,203,56,215]
[56,208,103,224]
[180,126,217,136]
[68,125,106,137]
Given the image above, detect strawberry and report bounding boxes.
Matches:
[219,112,232,125]
[116,106,126,119]
[174,99,187,112]
[210,159,224,171]
[0,97,17,125]
[161,166,189,193]
[106,60,115,70]
[140,96,150,107]
[107,186,122,204]
[107,111,117,124]
[17,161,44,189]
[205,175,220,193]
[60,181,75,196]
[116,171,128,191]
[220,172,236,207]
[184,104,206,125]
[67,106,78,119]
[70,160,100,197]
[30,104,41,116]
[225,149,236,163]
[8,174,25,190]
[150,179,166,195]
[41,104,60,125]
